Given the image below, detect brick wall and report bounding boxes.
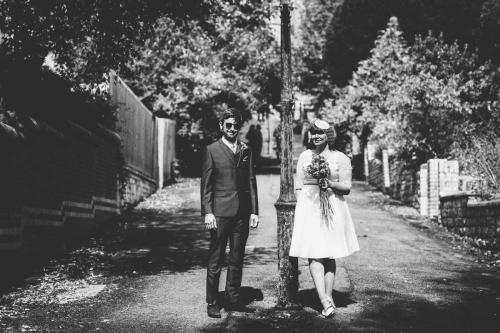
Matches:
[440,193,500,245]
[0,120,121,253]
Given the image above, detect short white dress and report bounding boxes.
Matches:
[290,148,360,259]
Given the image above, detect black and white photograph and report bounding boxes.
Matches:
[0,0,499,332]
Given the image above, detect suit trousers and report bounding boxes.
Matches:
[206,215,249,305]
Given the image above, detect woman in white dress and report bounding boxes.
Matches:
[290,119,359,317]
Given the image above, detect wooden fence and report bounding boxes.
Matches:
[110,73,156,180]
[109,72,176,206]
[157,118,176,187]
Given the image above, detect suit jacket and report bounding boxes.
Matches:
[201,139,259,217]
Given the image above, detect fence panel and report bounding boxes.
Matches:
[163,119,176,183]
[110,72,156,180]
[156,118,176,187]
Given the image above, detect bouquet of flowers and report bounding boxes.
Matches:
[305,154,335,228]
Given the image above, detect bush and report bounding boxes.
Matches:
[453,133,500,198]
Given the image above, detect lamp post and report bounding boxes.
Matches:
[274,0,299,308]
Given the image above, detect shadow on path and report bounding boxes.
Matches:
[216,286,264,307]
[299,289,356,312]
[349,285,499,332]
[1,204,280,293]
[113,207,209,275]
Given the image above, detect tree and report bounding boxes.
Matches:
[294,0,341,95]
[478,0,500,64]
[324,17,410,147]
[0,0,222,83]
[124,3,280,123]
[324,0,486,86]
[325,16,500,167]
[121,1,281,175]
[0,0,229,129]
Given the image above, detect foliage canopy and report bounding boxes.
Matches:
[324,17,500,169]
[323,0,498,87]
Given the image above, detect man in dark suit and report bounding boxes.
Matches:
[201,108,259,318]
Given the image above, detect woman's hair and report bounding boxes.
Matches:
[306,119,336,150]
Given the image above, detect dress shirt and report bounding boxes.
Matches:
[222,137,238,154]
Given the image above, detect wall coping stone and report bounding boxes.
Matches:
[0,122,25,140]
[1,116,119,145]
[468,199,500,208]
[439,191,469,200]
[0,117,66,142]
[96,123,121,143]
[67,121,120,144]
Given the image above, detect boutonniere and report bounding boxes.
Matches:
[240,142,248,152]
[239,142,249,163]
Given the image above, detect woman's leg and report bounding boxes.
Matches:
[308,259,329,309]
[324,259,336,303]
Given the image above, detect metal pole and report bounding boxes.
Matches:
[274,0,299,308]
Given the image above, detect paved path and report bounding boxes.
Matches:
[104,176,499,332]
[2,175,499,332]
[336,184,499,332]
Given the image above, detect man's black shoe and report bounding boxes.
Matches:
[207,303,222,318]
[225,303,256,313]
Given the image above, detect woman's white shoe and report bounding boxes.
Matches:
[321,300,335,318]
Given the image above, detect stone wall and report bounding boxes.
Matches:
[122,166,157,208]
[440,193,500,244]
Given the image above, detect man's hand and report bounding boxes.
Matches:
[250,214,259,229]
[205,213,217,230]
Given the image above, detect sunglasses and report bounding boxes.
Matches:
[310,129,325,135]
[225,122,241,130]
